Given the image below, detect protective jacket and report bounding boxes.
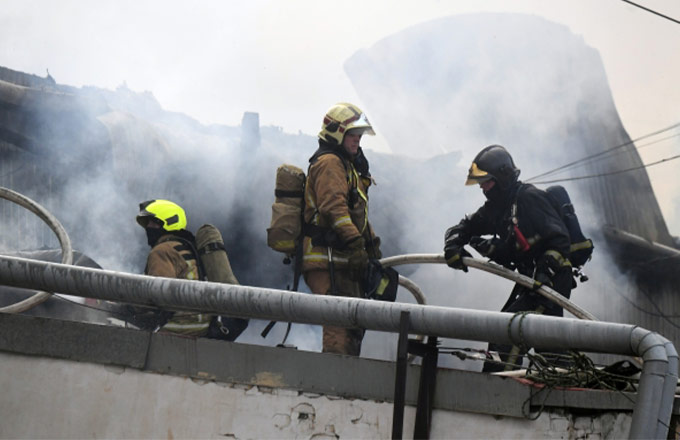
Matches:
[145,232,212,336]
[450,182,571,281]
[302,140,377,272]
[449,181,574,373]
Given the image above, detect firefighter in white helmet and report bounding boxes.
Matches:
[302,103,382,356]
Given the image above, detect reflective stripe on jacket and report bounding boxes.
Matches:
[302,152,375,272]
[145,234,212,336]
[454,183,571,276]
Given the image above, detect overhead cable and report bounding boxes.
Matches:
[621,0,680,25]
[530,154,680,185]
[542,133,680,179]
[526,121,680,182]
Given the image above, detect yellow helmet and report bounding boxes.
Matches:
[136,199,187,232]
[318,102,375,145]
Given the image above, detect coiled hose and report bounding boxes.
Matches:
[0,187,73,313]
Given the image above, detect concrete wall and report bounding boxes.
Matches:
[0,313,640,439]
[0,352,631,439]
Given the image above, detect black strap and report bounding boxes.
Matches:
[198,241,226,256]
[275,189,304,198]
[171,236,207,281]
[261,320,277,338]
[172,243,192,253]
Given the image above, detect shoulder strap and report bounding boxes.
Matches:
[510,184,531,252]
[309,149,350,176]
[169,235,207,281]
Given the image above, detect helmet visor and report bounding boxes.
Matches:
[346,112,375,136]
[465,162,494,186]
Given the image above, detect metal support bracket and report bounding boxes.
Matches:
[392,311,410,439]
[391,310,439,440]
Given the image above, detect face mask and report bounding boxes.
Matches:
[145,227,165,247]
[484,183,503,202]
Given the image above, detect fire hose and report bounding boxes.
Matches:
[0,187,73,313]
[380,253,596,321]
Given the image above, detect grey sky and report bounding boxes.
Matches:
[1,0,679,228]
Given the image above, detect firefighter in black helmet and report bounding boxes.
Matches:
[443,145,573,372]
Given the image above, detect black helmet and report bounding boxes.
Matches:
[465,145,520,189]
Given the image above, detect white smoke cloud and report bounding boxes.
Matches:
[2,4,679,367]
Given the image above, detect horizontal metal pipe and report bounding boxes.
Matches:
[604,225,680,258]
[0,255,622,348]
[0,255,673,438]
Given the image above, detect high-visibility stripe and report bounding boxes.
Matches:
[306,192,317,210]
[186,263,199,280]
[545,250,571,267]
[305,159,370,243]
[333,216,352,228]
[570,240,593,252]
[350,166,369,234]
[162,322,210,330]
[303,253,349,264]
[303,254,328,262]
[272,240,296,252]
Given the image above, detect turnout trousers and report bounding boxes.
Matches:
[482,268,573,373]
[304,269,365,356]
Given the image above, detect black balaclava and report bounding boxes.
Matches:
[145,227,165,247]
[146,228,197,248]
[353,146,371,178]
[484,179,520,206]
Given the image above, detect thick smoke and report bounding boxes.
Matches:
[2,13,677,368]
[344,13,679,368]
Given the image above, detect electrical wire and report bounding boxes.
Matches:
[533,132,680,181]
[525,121,680,182]
[529,154,680,185]
[439,344,640,396]
[621,0,680,25]
[521,351,639,419]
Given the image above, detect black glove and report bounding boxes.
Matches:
[469,236,513,268]
[533,271,553,289]
[367,236,382,260]
[444,224,468,244]
[469,236,499,256]
[444,243,471,272]
[444,224,471,271]
[346,237,369,281]
[534,250,568,289]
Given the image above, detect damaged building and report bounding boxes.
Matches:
[1,13,679,439]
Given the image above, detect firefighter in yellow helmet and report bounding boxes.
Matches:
[134,199,248,340]
[302,103,382,356]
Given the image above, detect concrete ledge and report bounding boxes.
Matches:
[0,313,641,418]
